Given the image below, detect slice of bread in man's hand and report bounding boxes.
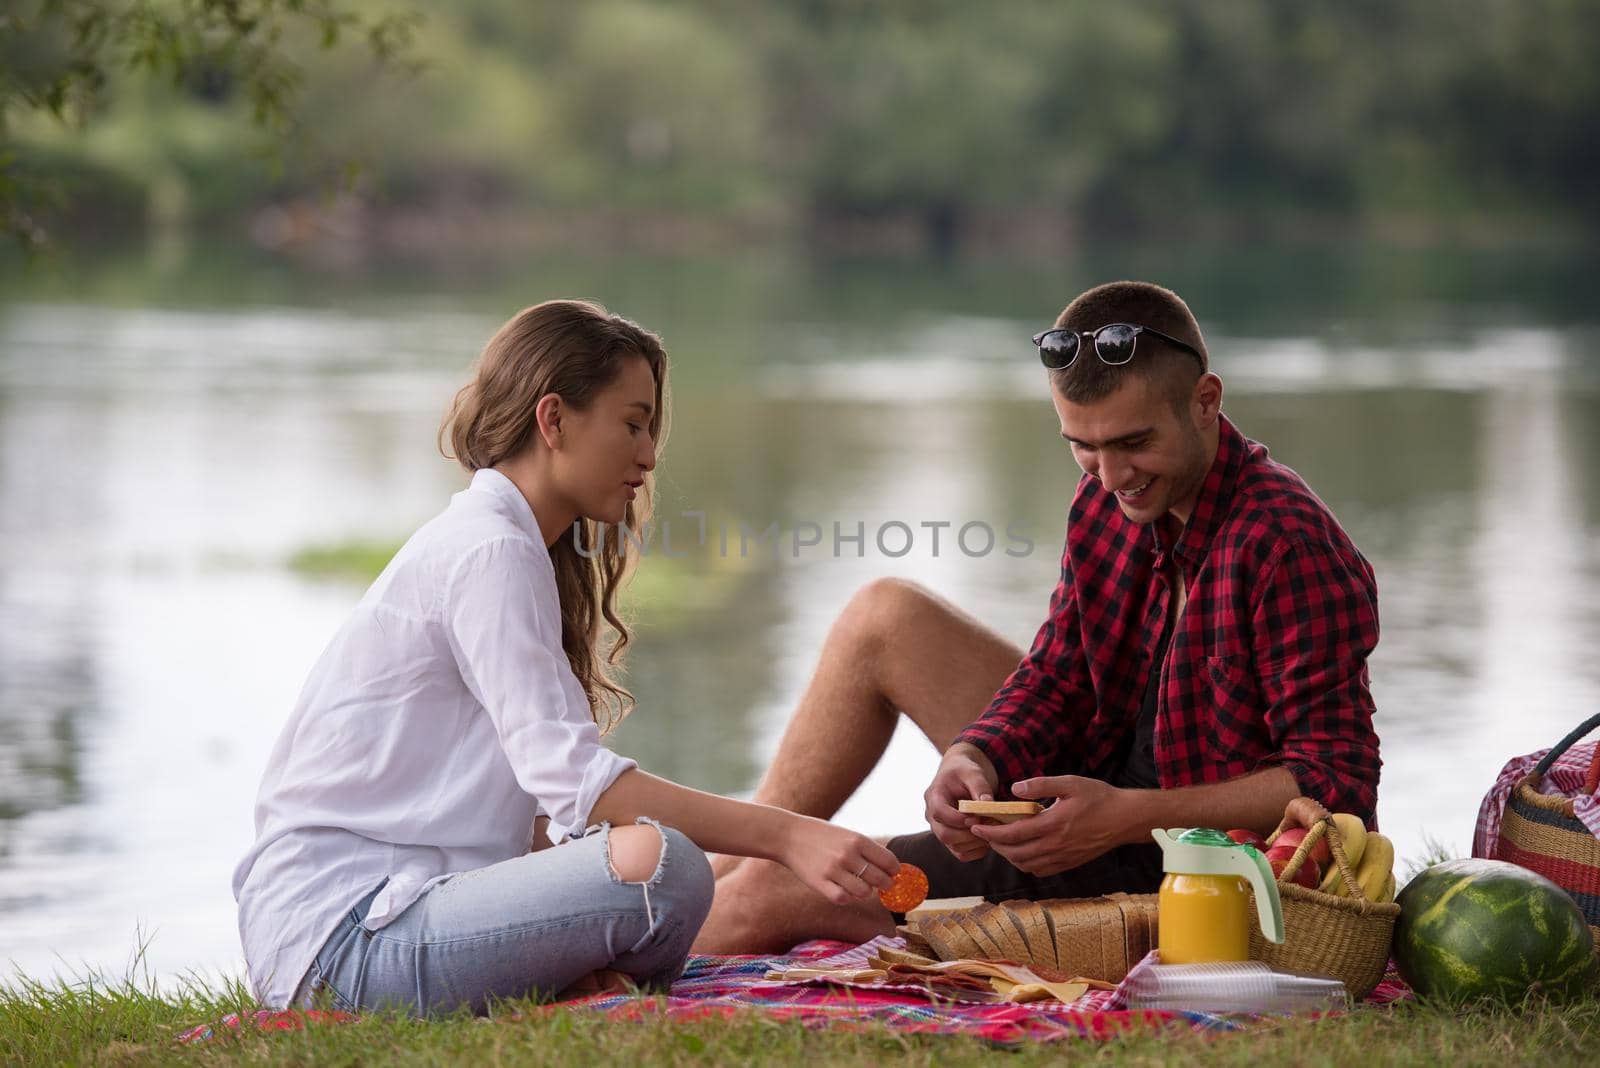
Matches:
[957,800,1044,824]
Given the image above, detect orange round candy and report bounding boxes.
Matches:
[878,862,929,912]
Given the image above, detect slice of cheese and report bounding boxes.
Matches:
[905,896,987,922]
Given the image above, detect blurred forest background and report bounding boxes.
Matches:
[5,0,1598,260]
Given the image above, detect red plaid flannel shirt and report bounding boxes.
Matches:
[958,415,1382,823]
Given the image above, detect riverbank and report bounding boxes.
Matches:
[27,191,1587,270]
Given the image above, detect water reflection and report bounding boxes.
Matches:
[2,250,1600,987]
[0,386,101,831]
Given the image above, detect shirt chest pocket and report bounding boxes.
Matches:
[1205,655,1267,756]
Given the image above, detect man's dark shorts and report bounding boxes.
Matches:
[886,829,1162,902]
[887,742,1165,902]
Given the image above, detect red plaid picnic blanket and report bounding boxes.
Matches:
[179,938,1413,1045]
[556,938,1208,1042]
[563,938,1411,1042]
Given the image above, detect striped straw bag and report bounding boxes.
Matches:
[1496,713,1600,930]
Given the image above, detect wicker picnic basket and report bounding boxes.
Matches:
[1248,815,1398,999]
[1494,712,1600,933]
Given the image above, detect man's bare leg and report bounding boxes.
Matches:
[695,578,1022,953]
[759,577,1021,815]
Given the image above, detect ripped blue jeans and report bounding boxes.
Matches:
[294,819,714,1017]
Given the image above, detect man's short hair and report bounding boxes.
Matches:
[1048,281,1209,409]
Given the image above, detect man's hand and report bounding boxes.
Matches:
[968,774,1140,876]
[924,742,1000,862]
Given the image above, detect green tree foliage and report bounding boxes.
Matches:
[1,0,419,250]
[5,0,1599,252]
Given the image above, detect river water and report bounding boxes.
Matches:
[3,243,1599,988]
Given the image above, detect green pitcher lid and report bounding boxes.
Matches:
[1150,826,1285,944]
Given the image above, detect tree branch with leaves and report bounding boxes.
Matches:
[0,0,421,252]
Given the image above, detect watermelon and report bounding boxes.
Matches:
[1394,858,1597,1005]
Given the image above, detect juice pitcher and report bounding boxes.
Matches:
[1151,827,1285,964]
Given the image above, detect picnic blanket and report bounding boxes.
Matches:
[554,937,1168,1042]
[179,938,1413,1045]
[556,938,1411,1041]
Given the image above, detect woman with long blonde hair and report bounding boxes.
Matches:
[233,300,898,1017]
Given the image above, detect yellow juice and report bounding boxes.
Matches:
[1157,872,1252,963]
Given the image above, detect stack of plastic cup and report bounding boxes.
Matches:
[1125,959,1349,1013]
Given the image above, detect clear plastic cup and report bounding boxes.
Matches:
[1125,959,1349,1013]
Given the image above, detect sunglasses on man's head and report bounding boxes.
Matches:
[1033,323,1204,370]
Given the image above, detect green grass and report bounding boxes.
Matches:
[4,972,1600,1067]
[284,535,752,630]
[286,540,401,583]
[1401,834,1458,883]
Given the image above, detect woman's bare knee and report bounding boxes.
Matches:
[607,824,663,884]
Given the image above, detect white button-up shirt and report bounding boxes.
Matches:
[232,468,637,1008]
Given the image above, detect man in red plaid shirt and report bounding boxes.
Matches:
[697,281,1381,953]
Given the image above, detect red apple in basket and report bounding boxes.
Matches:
[1266,846,1321,889]
[1225,828,1266,849]
[1271,826,1331,867]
